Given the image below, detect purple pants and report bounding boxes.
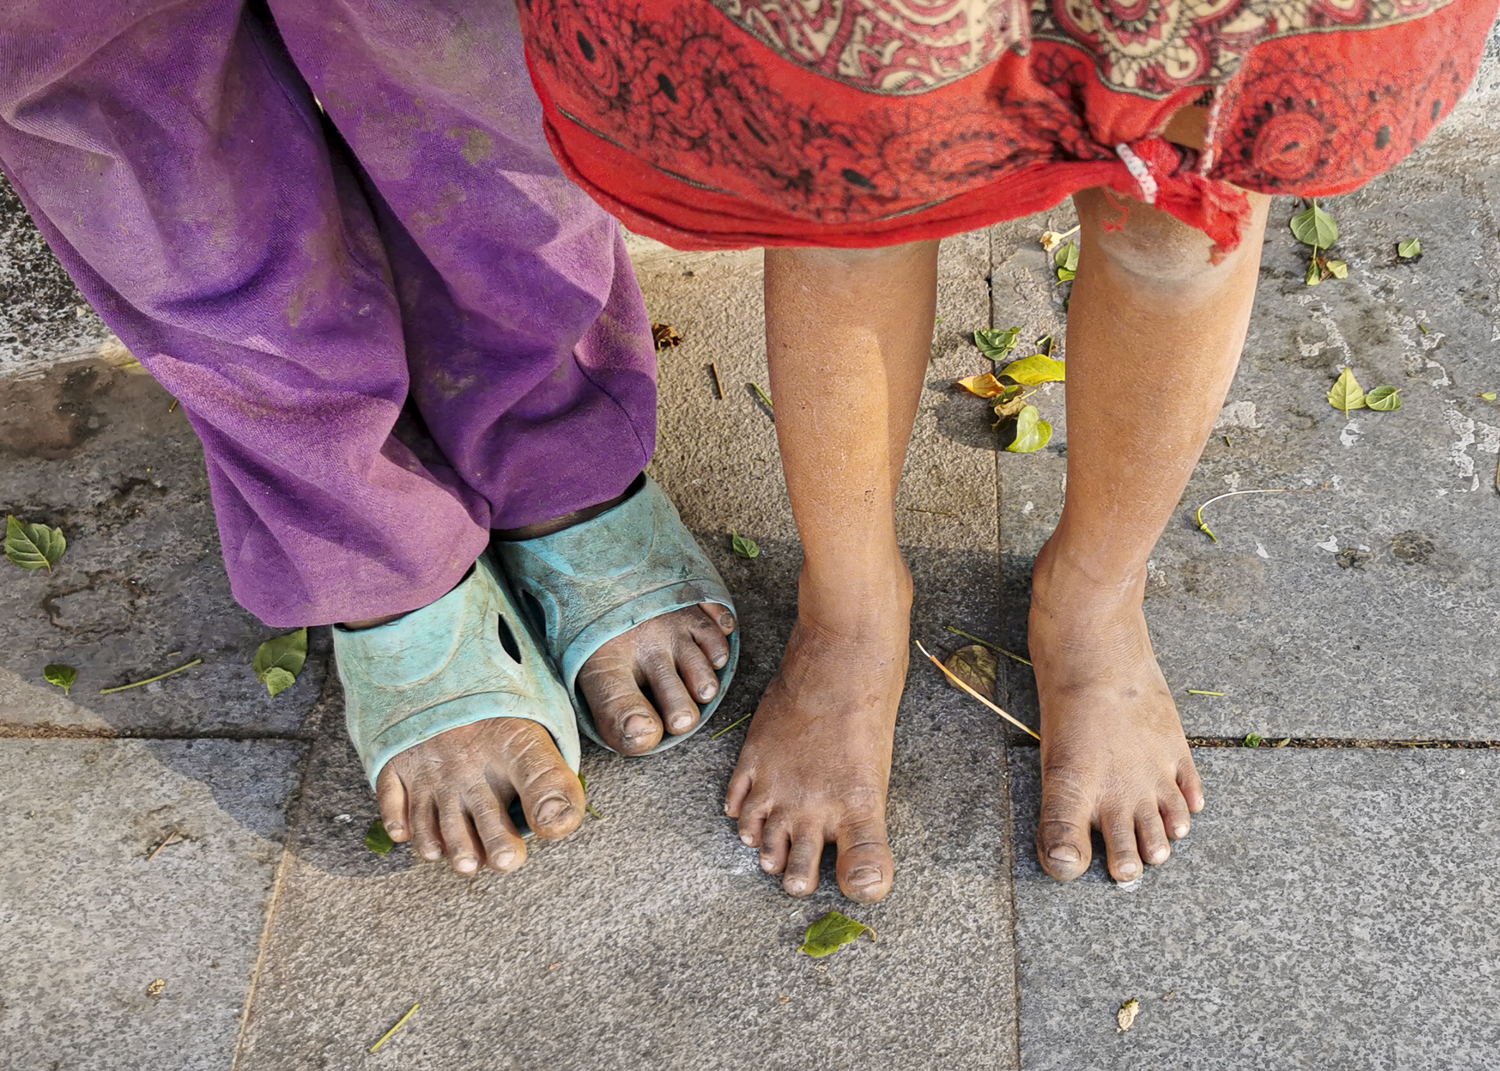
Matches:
[0,1,657,626]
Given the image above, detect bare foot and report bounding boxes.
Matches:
[1028,541,1205,884]
[725,563,910,903]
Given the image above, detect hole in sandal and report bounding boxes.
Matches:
[496,612,522,663]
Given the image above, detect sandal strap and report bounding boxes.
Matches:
[493,476,738,754]
[335,553,581,787]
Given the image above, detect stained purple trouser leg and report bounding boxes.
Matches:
[0,1,655,626]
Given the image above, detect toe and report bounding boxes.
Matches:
[580,659,664,755]
[782,828,825,897]
[758,820,791,876]
[506,727,585,839]
[1177,756,1206,813]
[689,610,733,670]
[699,601,736,637]
[736,795,770,848]
[410,796,444,863]
[1159,788,1192,840]
[1036,774,1093,882]
[1136,807,1172,867]
[674,632,721,706]
[725,768,753,819]
[374,767,411,842]
[437,797,483,874]
[835,815,894,903]
[644,653,701,737]
[466,789,527,872]
[1101,809,1144,884]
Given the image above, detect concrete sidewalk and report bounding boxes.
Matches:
[3,49,1499,1071]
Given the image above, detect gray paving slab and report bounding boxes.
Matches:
[1009,746,1500,1070]
[0,738,304,1071]
[991,142,1500,742]
[235,236,1022,1071]
[0,360,328,735]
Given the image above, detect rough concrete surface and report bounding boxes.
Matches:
[0,739,304,1071]
[1009,748,1500,1071]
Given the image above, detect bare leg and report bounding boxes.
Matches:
[725,241,939,903]
[1031,184,1271,882]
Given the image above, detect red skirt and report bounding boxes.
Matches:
[517,0,1499,256]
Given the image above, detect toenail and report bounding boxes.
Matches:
[698,683,717,701]
[847,866,882,888]
[422,847,442,861]
[534,795,571,826]
[785,878,808,893]
[1149,848,1169,864]
[492,849,516,867]
[1173,824,1189,838]
[456,857,477,873]
[670,715,694,732]
[719,612,736,631]
[713,654,728,668]
[740,833,755,846]
[1048,844,1080,864]
[760,857,776,872]
[622,713,655,741]
[386,823,404,837]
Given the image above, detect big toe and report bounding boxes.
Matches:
[1037,779,1094,882]
[578,650,664,756]
[835,816,895,903]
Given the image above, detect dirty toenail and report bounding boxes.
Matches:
[622,712,655,742]
[534,795,571,826]
[1048,844,1080,864]
[785,878,808,893]
[698,683,717,701]
[847,866,882,888]
[670,714,694,732]
[719,612,736,631]
[760,857,777,872]
[492,849,516,867]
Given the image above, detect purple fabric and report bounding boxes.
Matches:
[0,0,657,626]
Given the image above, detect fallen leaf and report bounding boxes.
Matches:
[799,910,876,958]
[253,628,307,698]
[1305,259,1323,287]
[366,819,395,855]
[1000,353,1066,385]
[1273,737,1292,747]
[1327,367,1367,417]
[1481,392,1497,402]
[651,323,681,349]
[1365,385,1403,411]
[1116,997,1140,1033]
[1325,259,1349,279]
[1289,201,1339,248]
[730,529,760,559]
[956,372,1009,398]
[1244,733,1263,748]
[43,664,78,696]
[1397,238,1422,260]
[147,979,166,999]
[1005,404,1053,453]
[992,387,1029,422]
[974,326,1022,362]
[5,515,66,573]
[1054,241,1080,274]
[943,645,997,698]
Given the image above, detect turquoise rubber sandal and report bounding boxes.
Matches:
[334,553,581,794]
[493,475,739,754]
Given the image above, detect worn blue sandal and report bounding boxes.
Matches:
[334,552,581,790]
[493,475,739,754]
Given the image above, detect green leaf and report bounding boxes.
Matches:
[43,663,78,696]
[1005,405,1053,454]
[1305,259,1322,287]
[1481,392,1498,402]
[1365,386,1403,411]
[365,819,395,855]
[1054,241,1080,273]
[1289,201,1339,249]
[1325,259,1349,280]
[5,515,67,572]
[974,326,1022,362]
[730,529,760,559]
[1000,353,1066,386]
[253,628,307,696]
[799,910,877,958]
[1397,238,1422,259]
[1056,267,1077,283]
[1243,733,1264,748]
[1327,367,1367,417]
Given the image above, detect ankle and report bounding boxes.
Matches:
[494,473,644,541]
[1032,535,1147,614]
[797,555,913,629]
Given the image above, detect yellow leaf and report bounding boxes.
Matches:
[956,372,1008,399]
[999,353,1066,386]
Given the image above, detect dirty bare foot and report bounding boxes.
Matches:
[725,562,910,903]
[1028,540,1205,884]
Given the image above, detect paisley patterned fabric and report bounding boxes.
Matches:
[515,0,1498,252]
